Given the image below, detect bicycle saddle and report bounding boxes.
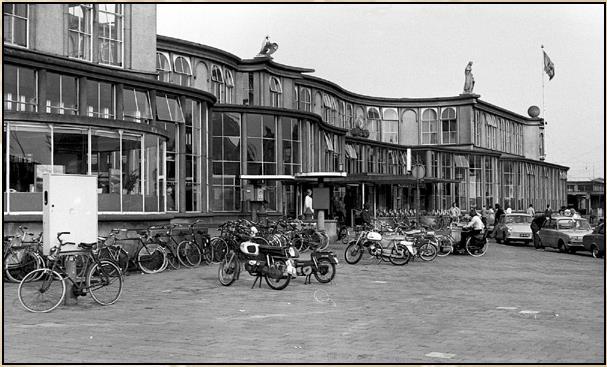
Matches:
[78,242,97,249]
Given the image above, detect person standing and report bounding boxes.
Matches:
[491,204,505,237]
[361,203,372,228]
[527,204,535,217]
[481,205,489,227]
[544,204,553,218]
[304,189,314,220]
[487,205,495,227]
[449,202,462,223]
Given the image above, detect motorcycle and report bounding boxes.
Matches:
[399,228,439,262]
[218,231,296,290]
[291,244,338,284]
[344,226,411,266]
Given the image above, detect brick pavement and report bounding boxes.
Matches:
[3,239,605,364]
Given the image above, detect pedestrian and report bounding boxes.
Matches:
[531,213,548,249]
[491,204,505,237]
[481,205,489,227]
[449,202,462,223]
[304,189,314,220]
[487,205,495,227]
[333,195,346,225]
[361,203,372,228]
[527,204,535,217]
[544,204,553,218]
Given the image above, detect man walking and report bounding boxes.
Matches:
[304,189,314,220]
[527,204,535,217]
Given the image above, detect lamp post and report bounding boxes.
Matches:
[412,159,426,226]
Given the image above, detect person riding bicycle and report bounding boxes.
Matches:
[459,208,485,249]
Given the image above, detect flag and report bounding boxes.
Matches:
[543,50,555,80]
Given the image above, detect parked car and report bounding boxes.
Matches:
[538,216,593,253]
[494,213,533,244]
[583,223,604,258]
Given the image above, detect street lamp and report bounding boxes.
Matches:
[412,159,426,226]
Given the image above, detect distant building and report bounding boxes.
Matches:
[3,4,569,232]
[567,178,605,222]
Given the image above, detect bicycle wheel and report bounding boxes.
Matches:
[18,268,66,313]
[137,243,167,274]
[87,260,123,306]
[218,251,239,286]
[5,251,42,283]
[436,236,454,257]
[389,243,411,266]
[264,258,291,290]
[465,238,488,257]
[419,242,438,261]
[344,241,363,264]
[292,236,308,253]
[211,237,229,263]
[313,258,336,283]
[317,231,330,250]
[177,240,202,267]
[98,246,129,275]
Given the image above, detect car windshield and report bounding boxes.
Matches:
[505,215,532,224]
[574,219,591,231]
[557,219,575,230]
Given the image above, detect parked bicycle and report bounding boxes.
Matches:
[4,226,44,283]
[18,232,123,313]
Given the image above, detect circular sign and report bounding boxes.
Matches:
[412,164,426,179]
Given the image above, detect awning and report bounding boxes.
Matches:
[345,144,357,159]
[323,132,334,152]
[454,155,469,168]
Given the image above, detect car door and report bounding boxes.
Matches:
[540,219,556,248]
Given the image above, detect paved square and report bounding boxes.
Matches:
[3,240,604,363]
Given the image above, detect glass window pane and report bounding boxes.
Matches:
[263,139,275,162]
[223,113,240,136]
[61,75,78,114]
[122,134,142,211]
[247,114,262,137]
[135,90,151,119]
[155,95,171,120]
[46,73,61,112]
[53,128,88,174]
[9,124,52,193]
[247,138,261,162]
[99,81,113,117]
[224,137,240,161]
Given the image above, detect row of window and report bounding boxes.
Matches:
[3,65,188,124]
[4,4,125,67]
[474,110,524,155]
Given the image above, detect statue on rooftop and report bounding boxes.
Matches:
[463,61,475,94]
[256,36,279,58]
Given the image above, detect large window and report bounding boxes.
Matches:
[211,112,241,211]
[3,65,37,112]
[91,130,121,211]
[503,161,514,209]
[5,122,165,213]
[269,77,282,107]
[184,99,202,212]
[382,108,398,144]
[211,65,224,103]
[173,56,191,87]
[297,87,311,112]
[156,52,171,82]
[3,4,28,47]
[68,5,92,61]
[46,72,78,115]
[123,87,152,123]
[86,80,114,118]
[282,117,300,175]
[97,4,123,67]
[366,107,381,141]
[247,114,276,175]
[421,109,438,144]
[484,157,494,208]
[441,107,457,144]
[468,155,482,209]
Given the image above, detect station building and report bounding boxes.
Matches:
[3,4,568,232]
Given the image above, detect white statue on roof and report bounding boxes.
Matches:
[256,35,278,58]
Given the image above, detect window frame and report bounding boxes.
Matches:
[3,4,29,48]
[155,52,171,82]
[96,4,124,67]
[172,55,192,87]
[67,4,93,61]
[269,76,282,107]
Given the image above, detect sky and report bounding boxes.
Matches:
[157,3,605,179]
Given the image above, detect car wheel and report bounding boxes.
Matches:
[591,245,601,258]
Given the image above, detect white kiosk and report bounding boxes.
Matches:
[43,174,98,255]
